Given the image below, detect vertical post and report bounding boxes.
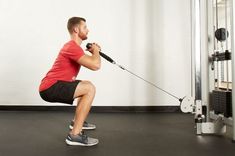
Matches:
[225,0,230,90]
[207,0,215,122]
[194,0,202,101]
[201,0,209,121]
[192,0,204,134]
[231,0,235,143]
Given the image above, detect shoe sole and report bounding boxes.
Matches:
[65,139,99,146]
[69,125,96,130]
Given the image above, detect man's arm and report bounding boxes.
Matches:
[77,43,101,71]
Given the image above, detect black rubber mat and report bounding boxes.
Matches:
[0,111,234,156]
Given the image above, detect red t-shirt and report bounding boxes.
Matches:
[39,40,85,91]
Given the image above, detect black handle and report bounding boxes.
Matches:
[86,43,115,64]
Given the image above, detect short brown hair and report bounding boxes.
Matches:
[67,17,86,34]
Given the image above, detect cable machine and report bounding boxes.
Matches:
[181,0,235,142]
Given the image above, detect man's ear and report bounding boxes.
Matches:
[73,26,79,33]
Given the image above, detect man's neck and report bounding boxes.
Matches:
[70,35,82,45]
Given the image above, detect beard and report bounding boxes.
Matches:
[78,32,88,40]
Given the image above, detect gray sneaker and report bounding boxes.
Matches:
[65,132,99,146]
[69,121,96,130]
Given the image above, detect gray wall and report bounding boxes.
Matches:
[0,0,191,106]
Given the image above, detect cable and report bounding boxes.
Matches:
[115,63,181,101]
[86,43,184,103]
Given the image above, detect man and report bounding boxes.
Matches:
[39,17,101,146]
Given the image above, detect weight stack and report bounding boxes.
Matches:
[212,90,232,117]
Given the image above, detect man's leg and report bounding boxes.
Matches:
[70,80,96,135]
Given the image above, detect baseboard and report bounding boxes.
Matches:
[0,105,181,113]
[91,106,181,113]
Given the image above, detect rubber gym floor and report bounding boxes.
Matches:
[0,111,234,156]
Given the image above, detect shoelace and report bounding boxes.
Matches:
[80,131,88,142]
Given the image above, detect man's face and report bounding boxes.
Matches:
[77,21,89,40]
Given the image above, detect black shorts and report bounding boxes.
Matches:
[39,80,81,104]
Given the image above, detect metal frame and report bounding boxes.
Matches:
[231,0,235,141]
[191,0,235,141]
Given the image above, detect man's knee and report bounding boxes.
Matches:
[84,81,96,94]
[74,81,96,98]
[75,81,96,95]
[73,80,96,98]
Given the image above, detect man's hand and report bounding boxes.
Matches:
[77,42,101,71]
[86,43,101,54]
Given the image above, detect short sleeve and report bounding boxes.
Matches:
[61,44,85,62]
